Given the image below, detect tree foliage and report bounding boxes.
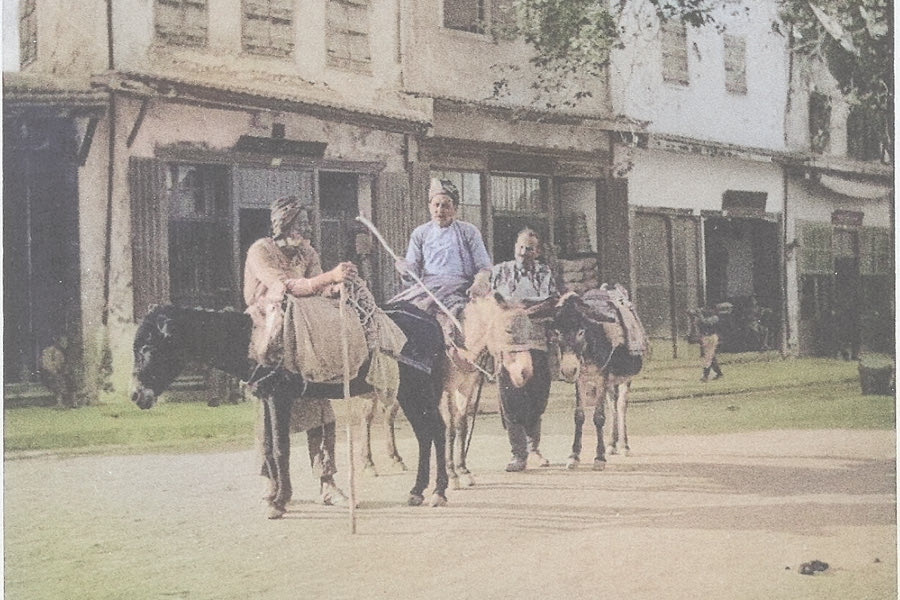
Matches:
[776,0,892,160]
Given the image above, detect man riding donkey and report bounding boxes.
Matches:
[391,179,558,472]
[244,196,406,508]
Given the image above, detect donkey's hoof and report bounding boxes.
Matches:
[267,504,286,520]
[363,463,379,477]
[449,476,461,491]
[462,472,476,487]
[566,456,580,470]
[606,445,618,456]
[592,459,607,471]
[390,459,408,472]
[428,493,448,507]
[407,493,425,507]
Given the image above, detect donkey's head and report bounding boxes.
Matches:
[462,293,537,388]
[131,306,185,409]
[552,292,618,383]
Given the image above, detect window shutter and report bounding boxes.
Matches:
[130,157,170,322]
[859,226,891,275]
[156,0,208,46]
[444,0,482,33]
[661,22,688,85]
[723,34,747,94]
[374,171,413,302]
[798,221,833,275]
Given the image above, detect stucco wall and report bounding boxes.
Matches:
[622,147,784,213]
[610,1,788,150]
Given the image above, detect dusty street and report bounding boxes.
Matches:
[4,417,896,600]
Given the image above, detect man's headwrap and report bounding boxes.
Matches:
[429,178,460,205]
[271,196,304,240]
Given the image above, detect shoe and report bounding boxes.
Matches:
[700,376,708,383]
[320,481,350,507]
[712,373,723,380]
[505,457,527,472]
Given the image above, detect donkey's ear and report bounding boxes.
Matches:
[493,291,508,307]
[155,313,173,338]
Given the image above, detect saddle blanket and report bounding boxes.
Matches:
[582,284,648,356]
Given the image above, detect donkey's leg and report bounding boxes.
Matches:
[429,396,449,507]
[603,384,617,456]
[439,390,460,490]
[615,381,630,456]
[362,397,378,476]
[260,398,278,502]
[456,394,476,487]
[592,379,608,470]
[385,400,407,471]
[568,378,586,469]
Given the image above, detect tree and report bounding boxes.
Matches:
[776,0,892,162]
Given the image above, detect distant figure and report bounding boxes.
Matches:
[697,307,724,382]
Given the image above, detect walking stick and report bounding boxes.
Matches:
[339,283,357,534]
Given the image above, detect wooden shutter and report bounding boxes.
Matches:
[661,22,688,85]
[373,171,413,302]
[723,34,747,94]
[597,178,631,290]
[130,157,170,322]
[798,221,833,275]
[631,211,671,337]
[155,0,208,46]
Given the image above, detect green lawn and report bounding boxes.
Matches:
[4,353,894,457]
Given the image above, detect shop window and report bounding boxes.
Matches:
[155,0,208,47]
[723,34,747,94]
[808,92,831,153]
[444,0,484,33]
[242,0,294,57]
[326,0,371,72]
[166,164,234,309]
[661,21,689,86]
[490,175,548,261]
[19,0,36,67]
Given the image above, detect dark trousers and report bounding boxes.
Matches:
[499,350,551,460]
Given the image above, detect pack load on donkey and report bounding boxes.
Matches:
[553,283,648,470]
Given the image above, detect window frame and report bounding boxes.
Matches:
[326,0,372,73]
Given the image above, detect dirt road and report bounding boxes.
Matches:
[4,420,896,600]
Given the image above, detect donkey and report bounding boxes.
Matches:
[131,302,447,519]
[360,294,539,490]
[552,287,646,470]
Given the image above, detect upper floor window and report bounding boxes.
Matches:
[444,0,484,33]
[242,0,294,57]
[155,0,209,47]
[661,22,689,86]
[326,0,371,72]
[19,0,37,67]
[846,105,884,162]
[808,91,831,154]
[723,34,747,94]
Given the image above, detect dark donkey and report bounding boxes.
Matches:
[131,303,448,518]
[551,286,646,470]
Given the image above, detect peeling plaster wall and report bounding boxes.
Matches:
[403,0,610,114]
[26,0,108,74]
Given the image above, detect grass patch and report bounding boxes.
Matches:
[4,355,894,458]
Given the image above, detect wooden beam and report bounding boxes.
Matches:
[126,98,149,148]
[77,117,99,166]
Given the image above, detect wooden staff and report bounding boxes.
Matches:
[339,283,357,534]
[355,215,463,333]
